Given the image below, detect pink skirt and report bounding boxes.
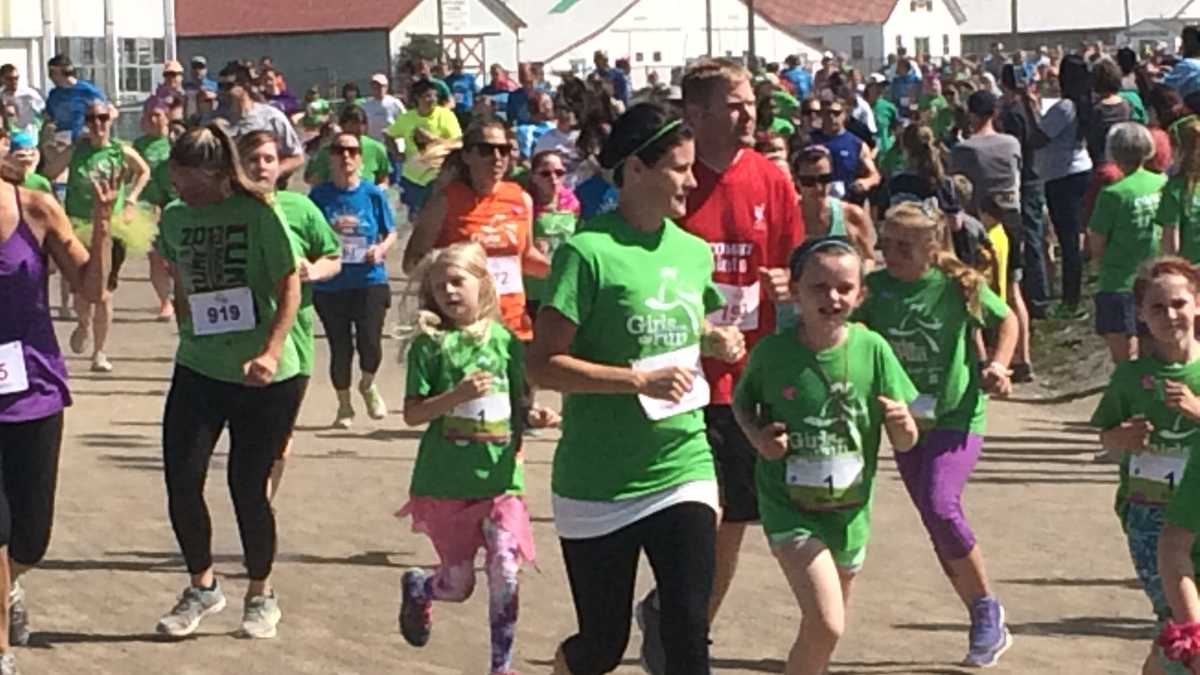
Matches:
[397,495,536,567]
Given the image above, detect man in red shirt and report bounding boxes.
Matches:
[636,58,804,673]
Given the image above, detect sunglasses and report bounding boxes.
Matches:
[820,108,843,116]
[473,142,513,157]
[85,113,111,123]
[331,145,361,156]
[796,173,834,187]
[164,71,183,77]
[217,81,237,91]
[536,169,567,179]
[802,109,821,116]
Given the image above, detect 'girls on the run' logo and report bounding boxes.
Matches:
[627,267,704,349]
[788,381,867,455]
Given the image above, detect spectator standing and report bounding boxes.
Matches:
[780,55,812,100]
[0,64,44,137]
[444,59,479,122]
[43,55,105,142]
[591,51,630,106]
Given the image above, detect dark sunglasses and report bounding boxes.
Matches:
[217,80,237,91]
[85,113,110,123]
[164,71,183,77]
[473,142,512,157]
[331,145,361,156]
[820,108,843,116]
[796,173,834,187]
[536,169,567,179]
[802,108,821,116]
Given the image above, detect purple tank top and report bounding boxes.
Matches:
[0,184,70,422]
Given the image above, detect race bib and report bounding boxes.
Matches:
[631,345,710,421]
[444,392,512,443]
[786,453,866,510]
[487,255,524,296]
[707,282,761,331]
[910,394,939,430]
[341,234,370,264]
[0,341,29,396]
[189,287,257,337]
[1129,451,1188,505]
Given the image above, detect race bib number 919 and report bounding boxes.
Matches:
[189,287,257,337]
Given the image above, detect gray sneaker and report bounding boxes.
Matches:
[156,583,226,637]
[8,582,28,646]
[240,592,281,639]
[0,651,17,675]
[635,588,666,675]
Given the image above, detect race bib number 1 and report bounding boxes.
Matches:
[786,453,866,510]
[189,287,257,337]
[487,255,524,296]
[1129,452,1188,505]
[444,392,512,443]
[0,341,29,396]
[341,234,370,264]
[708,282,761,331]
[631,345,710,421]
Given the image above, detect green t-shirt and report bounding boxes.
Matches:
[856,268,1010,433]
[1088,168,1166,293]
[545,212,725,501]
[1167,448,1200,572]
[405,320,526,499]
[65,140,128,219]
[873,98,899,156]
[305,135,391,185]
[385,107,463,186]
[768,116,796,137]
[133,134,172,207]
[1118,89,1149,125]
[734,324,917,551]
[21,173,53,194]
[1157,175,1200,264]
[143,159,178,208]
[525,210,578,304]
[1093,357,1200,572]
[274,190,341,377]
[156,193,303,384]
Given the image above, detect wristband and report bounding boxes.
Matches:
[1158,621,1200,663]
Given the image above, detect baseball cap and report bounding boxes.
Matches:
[190,55,207,67]
[9,132,35,151]
[163,60,183,75]
[967,90,997,116]
[867,72,888,85]
[370,73,388,86]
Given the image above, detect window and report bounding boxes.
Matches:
[55,37,107,88]
[54,36,164,98]
[653,51,662,62]
[120,38,164,95]
[851,36,864,59]
[635,52,644,63]
[910,0,932,10]
[943,33,951,55]
[895,35,904,49]
[914,37,930,56]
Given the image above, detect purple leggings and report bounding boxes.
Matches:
[894,428,983,561]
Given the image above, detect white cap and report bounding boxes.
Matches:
[370,73,388,86]
[868,72,887,85]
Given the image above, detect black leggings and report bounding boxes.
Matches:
[162,366,306,581]
[560,501,715,675]
[0,413,63,565]
[313,285,390,390]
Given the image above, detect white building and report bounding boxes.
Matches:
[0,0,172,100]
[513,0,823,89]
[752,0,967,72]
[957,0,1199,54]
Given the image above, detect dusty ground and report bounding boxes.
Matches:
[12,256,1155,675]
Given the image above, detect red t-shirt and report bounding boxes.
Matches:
[680,149,805,404]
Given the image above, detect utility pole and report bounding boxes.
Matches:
[705,0,713,56]
[436,0,445,65]
[747,0,756,69]
[1010,0,1018,42]
[1124,0,1131,28]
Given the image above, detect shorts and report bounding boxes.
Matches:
[1124,502,1171,620]
[399,176,433,218]
[1095,291,1143,336]
[769,525,866,573]
[705,405,759,523]
[997,205,1023,284]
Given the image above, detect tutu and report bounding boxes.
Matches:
[70,203,158,256]
[397,495,536,568]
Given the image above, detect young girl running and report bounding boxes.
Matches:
[1159,117,1200,265]
[398,242,533,675]
[855,202,1019,668]
[1091,257,1200,675]
[732,236,919,675]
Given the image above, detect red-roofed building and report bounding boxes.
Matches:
[752,0,967,71]
[176,0,525,100]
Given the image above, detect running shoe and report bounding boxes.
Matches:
[963,596,1013,668]
[398,568,432,647]
[8,582,28,647]
[68,326,88,355]
[1049,303,1087,321]
[155,583,226,638]
[1010,363,1034,384]
[0,652,17,675]
[635,588,667,675]
[240,592,281,639]
[91,352,113,373]
[360,383,388,420]
[333,397,355,430]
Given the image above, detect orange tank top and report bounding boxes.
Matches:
[437,181,533,340]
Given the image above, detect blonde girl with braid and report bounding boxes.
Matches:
[855,202,1020,668]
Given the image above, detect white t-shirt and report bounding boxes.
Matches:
[362,95,405,141]
[552,479,719,540]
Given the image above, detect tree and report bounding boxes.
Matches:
[396,34,443,70]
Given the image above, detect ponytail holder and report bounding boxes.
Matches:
[789,235,857,278]
[1157,620,1200,664]
[615,119,683,168]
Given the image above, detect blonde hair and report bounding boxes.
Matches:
[900,124,946,192]
[682,58,750,106]
[171,121,271,206]
[412,242,502,340]
[885,202,987,319]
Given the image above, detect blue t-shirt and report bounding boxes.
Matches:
[516,121,554,159]
[576,175,619,220]
[506,88,533,126]
[445,72,478,115]
[184,77,218,93]
[811,129,864,191]
[45,80,106,139]
[309,181,394,291]
[782,66,813,99]
[594,67,630,104]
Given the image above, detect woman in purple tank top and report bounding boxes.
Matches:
[0,159,114,675]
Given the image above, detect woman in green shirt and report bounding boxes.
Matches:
[152,122,305,642]
[529,103,743,675]
[135,98,176,321]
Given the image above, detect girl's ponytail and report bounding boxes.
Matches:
[885,201,987,320]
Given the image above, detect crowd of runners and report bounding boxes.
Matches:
[2,25,1200,675]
